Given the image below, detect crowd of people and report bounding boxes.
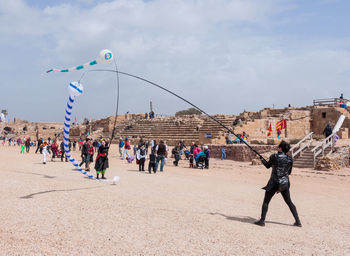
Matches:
[118,137,211,173]
[225,131,248,144]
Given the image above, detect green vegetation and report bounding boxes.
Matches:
[175,108,202,116]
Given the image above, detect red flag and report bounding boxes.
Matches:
[267,123,272,136]
[276,119,287,131]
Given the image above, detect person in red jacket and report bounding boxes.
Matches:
[25,138,31,153]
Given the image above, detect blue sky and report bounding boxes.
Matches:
[0,0,350,122]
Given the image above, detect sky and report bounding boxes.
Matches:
[0,0,350,122]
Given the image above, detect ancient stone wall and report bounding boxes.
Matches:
[208,144,277,162]
[311,107,350,137]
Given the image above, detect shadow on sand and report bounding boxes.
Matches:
[20,186,103,199]
[209,212,292,226]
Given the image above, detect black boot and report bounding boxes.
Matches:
[254,219,265,227]
[96,173,99,179]
[294,221,302,227]
[102,173,106,179]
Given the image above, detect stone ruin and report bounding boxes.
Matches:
[315,146,350,171]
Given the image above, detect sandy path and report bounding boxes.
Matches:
[0,145,350,255]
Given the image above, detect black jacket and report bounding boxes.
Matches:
[262,152,293,191]
[81,143,89,156]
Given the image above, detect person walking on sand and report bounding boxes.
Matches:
[25,138,31,153]
[118,137,124,157]
[137,144,147,172]
[254,141,302,227]
[79,138,90,171]
[122,137,131,160]
[95,140,109,179]
[155,140,167,172]
[51,140,58,161]
[41,142,49,164]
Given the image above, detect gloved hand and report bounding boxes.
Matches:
[260,156,268,167]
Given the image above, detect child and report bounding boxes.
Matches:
[20,143,25,154]
[41,142,49,164]
[189,153,194,168]
[148,151,156,173]
[126,155,134,163]
[137,145,147,172]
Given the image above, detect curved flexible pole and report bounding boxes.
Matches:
[80,69,264,159]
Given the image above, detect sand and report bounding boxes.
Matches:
[1,144,350,255]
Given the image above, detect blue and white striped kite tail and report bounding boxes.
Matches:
[64,81,97,180]
[47,60,98,73]
[46,49,114,73]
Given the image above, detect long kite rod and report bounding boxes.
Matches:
[80,69,265,160]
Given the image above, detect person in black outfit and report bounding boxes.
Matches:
[172,143,180,166]
[79,138,90,170]
[137,145,147,172]
[60,141,69,162]
[255,141,302,227]
[148,151,156,173]
[95,140,109,179]
[323,123,332,138]
[35,138,43,154]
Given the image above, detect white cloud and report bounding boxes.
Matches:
[0,0,349,121]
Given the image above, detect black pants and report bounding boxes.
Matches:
[173,154,180,166]
[139,158,145,171]
[61,151,68,162]
[26,145,30,153]
[205,158,209,169]
[148,162,156,173]
[79,155,89,169]
[260,187,300,222]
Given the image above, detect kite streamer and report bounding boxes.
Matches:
[63,81,97,180]
[46,49,113,73]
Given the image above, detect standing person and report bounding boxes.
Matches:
[118,137,124,157]
[137,144,147,172]
[323,123,333,138]
[50,140,58,161]
[221,146,226,160]
[155,140,167,172]
[41,142,49,164]
[72,139,77,151]
[60,140,70,162]
[122,137,131,160]
[93,140,98,152]
[25,138,31,153]
[190,142,195,154]
[145,141,149,155]
[203,145,210,169]
[133,144,137,156]
[255,141,302,227]
[35,138,42,154]
[95,140,109,179]
[172,143,180,166]
[88,140,94,170]
[79,139,90,171]
[20,143,25,154]
[179,140,186,159]
[148,150,157,174]
[193,144,201,167]
[78,139,84,151]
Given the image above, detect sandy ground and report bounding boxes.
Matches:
[1,145,350,256]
